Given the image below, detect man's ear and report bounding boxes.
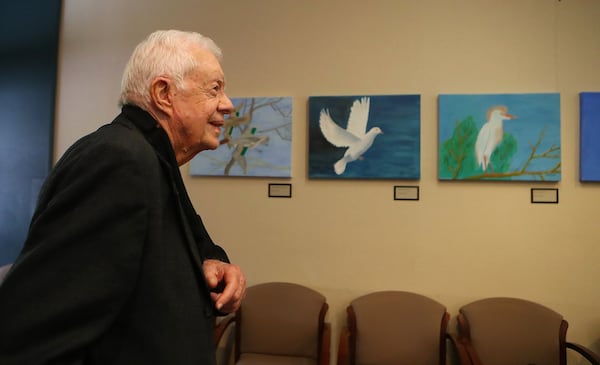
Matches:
[150,77,173,116]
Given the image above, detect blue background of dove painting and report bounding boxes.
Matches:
[438,93,561,181]
[308,95,421,179]
[190,97,292,177]
[580,92,600,182]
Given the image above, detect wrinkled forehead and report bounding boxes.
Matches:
[186,46,225,81]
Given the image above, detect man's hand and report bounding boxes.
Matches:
[202,259,246,313]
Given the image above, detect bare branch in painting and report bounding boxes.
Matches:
[222,97,291,175]
[465,127,561,180]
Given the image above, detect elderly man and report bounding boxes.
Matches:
[0,30,246,365]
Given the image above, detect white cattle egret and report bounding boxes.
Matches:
[475,105,517,171]
[319,97,383,175]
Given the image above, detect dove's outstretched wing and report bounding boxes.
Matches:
[319,109,360,147]
[346,97,370,137]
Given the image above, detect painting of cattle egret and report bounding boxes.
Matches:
[190,97,292,177]
[580,92,600,182]
[439,93,561,181]
[308,94,420,179]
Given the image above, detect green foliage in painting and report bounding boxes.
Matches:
[440,116,517,180]
[440,116,478,179]
[489,133,517,175]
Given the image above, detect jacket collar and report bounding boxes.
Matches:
[121,104,177,169]
[120,104,210,268]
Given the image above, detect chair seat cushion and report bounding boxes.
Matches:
[237,353,317,365]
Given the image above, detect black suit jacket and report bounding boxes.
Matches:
[0,106,228,365]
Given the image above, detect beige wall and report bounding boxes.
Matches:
[57,0,600,361]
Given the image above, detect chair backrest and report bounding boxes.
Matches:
[458,297,566,365]
[235,282,328,361]
[347,290,449,365]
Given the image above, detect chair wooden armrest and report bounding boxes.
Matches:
[567,342,600,365]
[336,325,351,365]
[320,322,331,365]
[446,332,471,365]
[214,313,235,344]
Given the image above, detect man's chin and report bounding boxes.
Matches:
[204,139,220,151]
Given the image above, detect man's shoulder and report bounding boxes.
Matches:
[88,113,152,148]
[58,117,155,170]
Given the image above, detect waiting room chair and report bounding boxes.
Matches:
[226,282,331,365]
[456,297,600,365]
[337,290,469,365]
[215,313,236,365]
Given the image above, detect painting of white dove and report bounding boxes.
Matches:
[309,95,421,179]
[319,97,383,175]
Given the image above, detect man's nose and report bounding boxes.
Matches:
[220,94,234,114]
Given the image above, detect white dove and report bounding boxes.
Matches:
[319,97,383,175]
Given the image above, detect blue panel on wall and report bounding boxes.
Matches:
[0,0,62,265]
[580,92,600,182]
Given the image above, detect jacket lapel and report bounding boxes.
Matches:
[120,106,207,272]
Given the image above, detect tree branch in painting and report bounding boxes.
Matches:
[221,97,291,175]
[440,118,560,180]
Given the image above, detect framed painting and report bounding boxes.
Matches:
[190,97,292,177]
[438,93,561,181]
[580,92,600,182]
[308,94,420,179]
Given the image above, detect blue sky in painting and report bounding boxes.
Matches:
[439,93,561,181]
[580,92,600,182]
[190,97,292,177]
[308,94,420,179]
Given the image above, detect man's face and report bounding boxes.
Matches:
[170,47,234,152]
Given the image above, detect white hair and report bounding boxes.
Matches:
[118,29,223,110]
